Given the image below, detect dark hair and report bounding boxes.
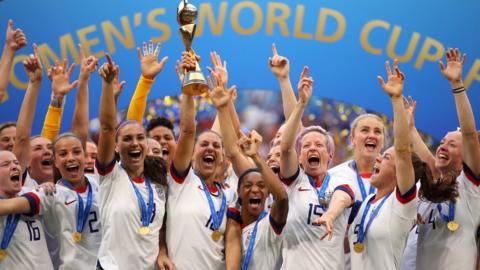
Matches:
[51,132,83,182]
[414,153,459,203]
[144,156,167,186]
[0,122,16,134]
[146,117,175,137]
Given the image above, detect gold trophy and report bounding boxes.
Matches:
[177,0,208,96]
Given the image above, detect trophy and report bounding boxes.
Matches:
[177,0,209,96]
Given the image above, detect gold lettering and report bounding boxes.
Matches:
[59,33,80,64]
[414,37,444,69]
[101,16,135,55]
[315,8,346,42]
[77,25,104,58]
[464,59,480,89]
[386,26,420,62]
[231,1,263,35]
[360,20,390,55]
[266,2,290,36]
[147,8,172,43]
[293,5,312,39]
[197,2,228,36]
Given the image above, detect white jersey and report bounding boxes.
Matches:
[96,161,167,270]
[22,170,38,190]
[329,160,375,202]
[416,165,480,270]
[0,189,53,270]
[167,165,235,270]
[27,175,101,270]
[280,168,355,270]
[399,183,432,270]
[241,213,283,270]
[349,185,417,270]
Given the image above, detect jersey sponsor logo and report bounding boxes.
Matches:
[298,187,311,192]
[64,199,77,206]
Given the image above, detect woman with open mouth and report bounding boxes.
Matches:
[209,65,289,269]
[0,49,102,269]
[95,54,169,270]
[406,49,480,270]
[348,60,421,270]
[278,66,355,270]
[329,112,385,203]
[163,51,238,270]
[0,49,53,269]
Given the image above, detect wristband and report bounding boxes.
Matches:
[452,87,466,94]
[50,95,65,108]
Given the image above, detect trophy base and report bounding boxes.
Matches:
[182,70,209,96]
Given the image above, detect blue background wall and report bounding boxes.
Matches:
[0,0,479,139]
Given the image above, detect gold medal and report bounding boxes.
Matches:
[211,230,222,241]
[353,242,365,253]
[447,221,459,232]
[72,232,82,243]
[0,249,7,260]
[139,227,150,235]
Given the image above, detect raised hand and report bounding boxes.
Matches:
[136,40,168,80]
[48,58,78,97]
[297,66,313,105]
[268,43,290,80]
[402,95,417,130]
[5,20,27,52]
[208,51,228,88]
[98,54,118,84]
[208,70,230,108]
[439,48,466,86]
[78,44,98,81]
[22,44,43,83]
[377,59,405,98]
[237,130,263,158]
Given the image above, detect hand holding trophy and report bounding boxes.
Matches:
[177,0,208,95]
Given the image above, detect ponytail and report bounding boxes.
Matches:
[413,153,459,203]
[144,156,167,186]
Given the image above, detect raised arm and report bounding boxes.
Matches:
[127,40,168,123]
[0,197,31,216]
[439,48,480,175]
[13,44,43,172]
[403,96,439,179]
[269,43,297,120]
[97,54,118,166]
[71,45,97,148]
[240,130,289,225]
[280,67,313,178]
[41,59,78,141]
[378,59,414,194]
[172,53,196,173]
[0,20,27,102]
[209,70,251,175]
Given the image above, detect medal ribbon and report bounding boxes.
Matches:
[127,176,154,228]
[436,202,455,223]
[357,193,391,244]
[0,214,21,251]
[61,179,93,234]
[241,211,268,270]
[307,173,331,210]
[352,160,376,200]
[199,178,226,230]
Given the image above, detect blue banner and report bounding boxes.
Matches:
[0,0,479,139]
